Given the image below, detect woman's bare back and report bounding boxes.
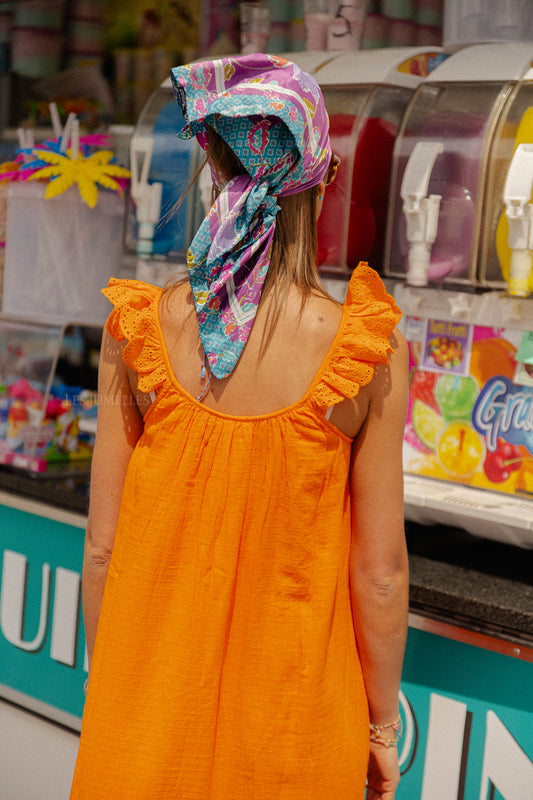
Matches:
[131,281,371,438]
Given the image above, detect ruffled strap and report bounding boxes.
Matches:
[102,278,167,394]
[310,263,401,414]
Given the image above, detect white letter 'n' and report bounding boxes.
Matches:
[479,710,533,800]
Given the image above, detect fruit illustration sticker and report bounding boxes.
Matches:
[403,320,533,495]
[421,318,472,375]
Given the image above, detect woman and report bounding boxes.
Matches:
[70,53,409,800]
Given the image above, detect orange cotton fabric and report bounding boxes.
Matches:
[70,262,401,800]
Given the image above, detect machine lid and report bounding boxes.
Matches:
[426,42,533,83]
[278,50,338,75]
[315,46,446,88]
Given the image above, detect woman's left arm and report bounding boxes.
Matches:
[348,328,410,799]
[83,328,144,670]
[349,328,410,723]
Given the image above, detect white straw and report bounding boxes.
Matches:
[71,118,80,160]
[60,112,76,153]
[49,102,62,138]
[17,127,34,161]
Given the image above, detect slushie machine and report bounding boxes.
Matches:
[313,46,447,275]
[383,42,533,547]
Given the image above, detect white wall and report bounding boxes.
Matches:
[0,699,79,800]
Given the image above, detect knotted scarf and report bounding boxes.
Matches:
[171,53,331,379]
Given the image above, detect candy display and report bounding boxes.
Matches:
[404,315,533,496]
[426,335,463,368]
[0,320,100,473]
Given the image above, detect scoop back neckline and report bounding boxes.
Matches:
[154,294,350,423]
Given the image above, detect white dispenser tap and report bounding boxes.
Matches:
[503,142,533,297]
[130,135,163,260]
[400,141,444,286]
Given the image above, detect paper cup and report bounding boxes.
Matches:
[327,1,368,51]
[304,0,332,50]
[240,3,271,54]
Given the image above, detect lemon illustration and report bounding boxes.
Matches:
[437,422,485,478]
[411,399,443,451]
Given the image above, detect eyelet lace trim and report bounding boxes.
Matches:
[102,266,399,410]
[310,263,401,414]
[102,278,167,394]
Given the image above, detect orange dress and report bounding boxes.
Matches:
[70,263,401,800]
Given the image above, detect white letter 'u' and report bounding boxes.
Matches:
[0,550,50,651]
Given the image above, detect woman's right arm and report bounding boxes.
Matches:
[83,328,144,670]
[349,329,410,800]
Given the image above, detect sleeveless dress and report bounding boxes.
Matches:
[70,262,401,800]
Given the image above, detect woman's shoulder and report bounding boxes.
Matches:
[300,290,344,347]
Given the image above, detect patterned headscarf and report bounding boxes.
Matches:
[171,53,331,379]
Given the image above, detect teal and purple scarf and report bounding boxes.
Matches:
[171,53,331,379]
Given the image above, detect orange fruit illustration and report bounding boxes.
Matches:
[469,338,517,387]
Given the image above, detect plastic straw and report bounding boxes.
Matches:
[60,113,76,153]
[71,118,80,160]
[17,127,34,161]
[49,102,62,139]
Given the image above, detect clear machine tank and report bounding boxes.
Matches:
[125,78,206,285]
[314,46,447,276]
[383,42,533,289]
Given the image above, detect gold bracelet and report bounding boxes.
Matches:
[369,716,402,747]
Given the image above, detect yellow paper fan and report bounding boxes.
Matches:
[29,147,130,208]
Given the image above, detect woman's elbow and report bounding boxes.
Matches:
[85,543,113,574]
[352,551,409,598]
[366,569,409,598]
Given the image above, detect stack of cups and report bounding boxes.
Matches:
[64,0,105,69]
[304,0,331,50]
[304,0,369,51]
[381,0,417,46]
[240,3,272,55]
[268,0,291,52]
[327,0,369,50]
[11,0,65,78]
[415,0,443,46]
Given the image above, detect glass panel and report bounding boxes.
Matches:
[128,86,205,260]
[481,83,533,289]
[318,86,370,272]
[385,82,511,286]
[319,85,412,273]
